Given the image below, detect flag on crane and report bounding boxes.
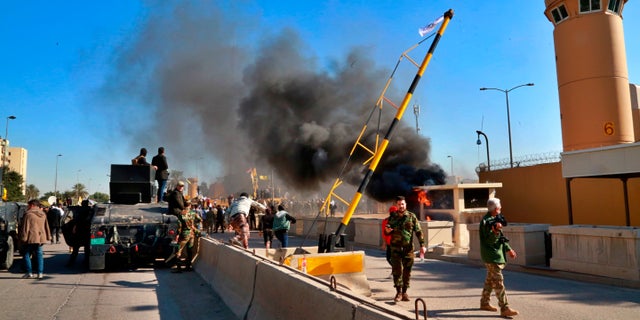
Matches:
[418,15,444,37]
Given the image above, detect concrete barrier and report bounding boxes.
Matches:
[286,251,371,296]
[195,237,412,319]
[246,262,359,319]
[193,237,221,285]
[202,239,261,319]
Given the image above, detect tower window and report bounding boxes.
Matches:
[551,4,569,24]
[607,0,622,14]
[580,0,601,13]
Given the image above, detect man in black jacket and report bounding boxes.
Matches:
[151,147,169,202]
[167,181,186,217]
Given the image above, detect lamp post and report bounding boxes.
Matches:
[0,115,16,199]
[480,83,534,168]
[447,155,454,177]
[476,130,490,171]
[76,169,81,204]
[54,154,62,203]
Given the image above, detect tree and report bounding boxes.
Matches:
[2,169,25,202]
[71,183,89,204]
[25,184,39,201]
[91,191,109,203]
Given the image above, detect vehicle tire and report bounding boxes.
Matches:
[0,237,15,269]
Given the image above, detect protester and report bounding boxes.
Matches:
[273,204,296,248]
[204,206,216,234]
[151,147,169,202]
[227,192,266,249]
[20,200,51,279]
[46,205,62,244]
[479,198,519,317]
[382,205,397,268]
[383,196,426,302]
[66,200,92,268]
[213,204,225,233]
[260,205,275,249]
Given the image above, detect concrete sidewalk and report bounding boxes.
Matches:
[207,230,640,319]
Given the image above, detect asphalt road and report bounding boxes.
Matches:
[211,230,640,320]
[4,231,640,320]
[0,239,236,320]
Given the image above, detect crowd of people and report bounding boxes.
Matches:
[16,145,520,316]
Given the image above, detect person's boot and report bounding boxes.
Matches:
[500,307,519,318]
[393,287,402,302]
[480,304,498,312]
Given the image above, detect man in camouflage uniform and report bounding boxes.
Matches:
[479,198,519,318]
[173,203,197,273]
[383,196,426,302]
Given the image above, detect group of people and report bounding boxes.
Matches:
[381,196,518,317]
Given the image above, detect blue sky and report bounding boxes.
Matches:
[1,1,639,196]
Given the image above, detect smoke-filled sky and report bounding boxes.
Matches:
[4,1,640,200]
[98,3,445,201]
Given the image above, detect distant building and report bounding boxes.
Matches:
[5,145,28,195]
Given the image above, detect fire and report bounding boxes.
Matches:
[414,188,431,206]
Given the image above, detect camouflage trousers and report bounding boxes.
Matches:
[230,214,250,248]
[176,233,195,267]
[389,246,415,289]
[481,263,509,308]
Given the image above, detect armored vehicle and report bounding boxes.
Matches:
[0,201,26,269]
[65,164,179,271]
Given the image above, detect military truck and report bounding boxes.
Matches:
[65,164,179,271]
[0,201,26,269]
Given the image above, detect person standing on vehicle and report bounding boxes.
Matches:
[167,181,186,217]
[272,204,296,248]
[383,195,426,303]
[20,199,51,279]
[151,147,169,203]
[479,198,519,317]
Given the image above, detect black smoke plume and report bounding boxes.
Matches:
[98,2,445,201]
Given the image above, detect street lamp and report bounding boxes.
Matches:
[54,154,62,203]
[480,83,534,168]
[447,155,454,177]
[0,115,16,199]
[476,130,490,171]
[76,169,81,204]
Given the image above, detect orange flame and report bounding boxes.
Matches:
[414,189,431,206]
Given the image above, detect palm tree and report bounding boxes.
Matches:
[72,183,89,204]
[25,184,39,201]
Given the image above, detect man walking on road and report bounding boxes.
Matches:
[20,200,51,279]
[383,196,426,303]
[479,198,519,318]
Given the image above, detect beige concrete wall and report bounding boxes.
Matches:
[549,225,640,280]
[478,162,640,227]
